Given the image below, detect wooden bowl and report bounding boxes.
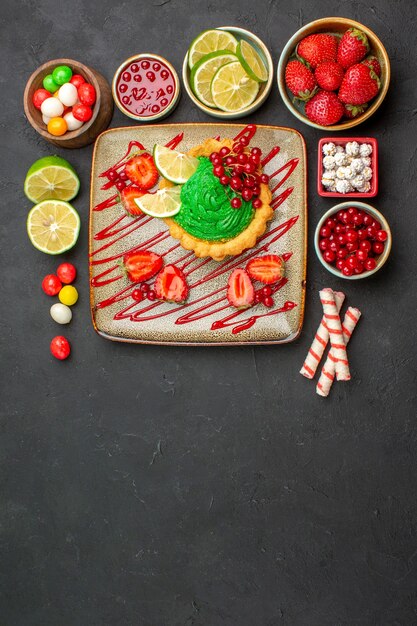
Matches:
[277,17,391,131]
[24,58,114,148]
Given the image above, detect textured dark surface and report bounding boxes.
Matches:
[1,1,417,625]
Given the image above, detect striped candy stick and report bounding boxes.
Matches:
[300,290,345,379]
[319,288,350,381]
[317,307,361,397]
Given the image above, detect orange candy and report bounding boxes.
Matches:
[47,117,68,136]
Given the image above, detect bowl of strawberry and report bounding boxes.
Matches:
[277,17,390,130]
[314,201,392,279]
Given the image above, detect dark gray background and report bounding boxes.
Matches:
[1,1,417,624]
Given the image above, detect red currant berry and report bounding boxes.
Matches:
[376,230,388,242]
[345,229,358,243]
[108,170,118,182]
[250,154,261,166]
[147,289,156,301]
[262,286,273,297]
[239,136,249,147]
[230,176,242,191]
[132,289,143,302]
[336,259,345,271]
[252,198,262,209]
[337,247,348,259]
[233,143,243,154]
[323,250,336,263]
[363,214,373,226]
[244,162,256,174]
[356,249,368,262]
[213,165,225,177]
[140,283,149,293]
[260,174,269,184]
[251,147,262,157]
[116,180,126,191]
[329,241,339,253]
[209,152,219,163]
[353,213,364,226]
[237,153,248,164]
[232,165,244,175]
[320,226,331,238]
[347,255,358,268]
[334,224,346,234]
[319,239,329,251]
[242,188,253,202]
[255,292,263,304]
[354,262,364,274]
[337,234,347,246]
[357,229,367,240]
[326,218,337,230]
[225,156,235,166]
[372,220,381,230]
[219,146,231,157]
[342,265,354,277]
[367,226,377,239]
[219,175,230,185]
[119,171,128,181]
[252,184,261,196]
[360,240,372,253]
[372,241,384,255]
[364,258,377,271]
[347,206,357,218]
[244,176,255,189]
[263,296,274,307]
[231,197,242,209]
[336,210,345,222]
[346,241,359,253]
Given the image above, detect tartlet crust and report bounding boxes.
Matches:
[161,138,273,262]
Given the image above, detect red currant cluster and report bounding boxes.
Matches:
[131,283,156,302]
[108,167,129,192]
[319,206,388,276]
[209,136,269,210]
[254,285,275,308]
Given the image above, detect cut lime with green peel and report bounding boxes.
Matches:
[211,60,259,112]
[153,145,199,185]
[27,200,80,254]
[134,187,182,218]
[188,29,238,69]
[236,39,268,83]
[24,155,80,203]
[190,50,238,107]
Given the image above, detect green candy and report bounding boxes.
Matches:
[43,74,59,93]
[52,65,73,86]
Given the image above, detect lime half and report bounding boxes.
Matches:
[153,145,199,184]
[188,29,238,69]
[190,50,238,107]
[134,187,182,218]
[210,61,259,112]
[24,156,80,203]
[236,39,268,83]
[27,200,80,254]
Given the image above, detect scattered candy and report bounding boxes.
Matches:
[50,335,71,360]
[50,303,72,325]
[56,262,77,284]
[42,274,62,296]
[59,285,78,306]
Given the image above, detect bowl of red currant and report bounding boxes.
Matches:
[314,201,392,279]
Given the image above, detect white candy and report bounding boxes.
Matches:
[334,152,348,167]
[361,156,371,167]
[322,142,336,156]
[335,145,345,153]
[362,166,373,181]
[50,303,72,325]
[356,181,371,193]
[64,111,84,131]
[58,82,78,107]
[351,175,365,189]
[42,114,51,125]
[350,158,364,173]
[323,168,336,180]
[323,155,336,169]
[335,179,353,194]
[322,175,335,187]
[359,143,373,157]
[345,141,360,156]
[41,97,64,118]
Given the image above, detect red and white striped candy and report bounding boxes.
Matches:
[320,288,350,381]
[317,307,361,396]
[300,290,345,379]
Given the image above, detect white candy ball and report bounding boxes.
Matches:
[42,114,51,125]
[41,97,64,118]
[50,303,72,325]
[58,83,78,107]
[64,111,84,131]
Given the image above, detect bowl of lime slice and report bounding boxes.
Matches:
[182,26,273,119]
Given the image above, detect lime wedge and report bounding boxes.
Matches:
[210,61,259,112]
[27,200,80,254]
[188,29,238,69]
[24,156,80,203]
[134,187,182,218]
[153,145,199,184]
[236,39,268,83]
[190,50,238,107]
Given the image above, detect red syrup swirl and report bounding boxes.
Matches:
[91,125,301,334]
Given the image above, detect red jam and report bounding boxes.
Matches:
[116,57,176,118]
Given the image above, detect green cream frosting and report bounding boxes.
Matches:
[174,157,254,242]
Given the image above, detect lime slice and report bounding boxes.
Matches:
[190,50,238,107]
[134,187,182,218]
[24,156,80,203]
[211,61,259,112]
[27,200,80,254]
[188,29,238,69]
[153,145,199,184]
[236,39,268,83]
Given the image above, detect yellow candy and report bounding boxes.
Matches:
[59,285,78,306]
[47,116,67,136]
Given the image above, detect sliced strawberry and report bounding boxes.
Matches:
[125,153,158,191]
[122,250,163,283]
[154,265,188,303]
[227,269,255,309]
[120,185,145,216]
[246,255,285,285]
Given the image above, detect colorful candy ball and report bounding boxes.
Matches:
[41,97,64,118]
[33,88,51,110]
[43,74,59,93]
[78,83,96,106]
[59,285,78,306]
[57,82,78,107]
[52,65,73,86]
[63,111,83,131]
[50,335,71,360]
[47,117,68,136]
[72,103,93,122]
[70,74,86,89]
[50,303,72,325]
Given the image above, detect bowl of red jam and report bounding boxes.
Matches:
[112,54,180,122]
[314,201,392,280]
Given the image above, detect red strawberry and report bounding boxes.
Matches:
[338,64,380,105]
[343,103,368,119]
[227,269,255,309]
[154,265,188,303]
[285,60,317,101]
[297,34,338,69]
[122,250,163,283]
[125,153,158,191]
[315,61,344,91]
[337,28,369,69]
[120,186,145,216]
[362,55,381,77]
[305,90,344,126]
[246,255,285,285]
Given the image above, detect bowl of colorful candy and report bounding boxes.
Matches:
[277,17,390,130]
[314,201,392,279]
[24,58,113,148]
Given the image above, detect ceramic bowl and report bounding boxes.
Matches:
[314,201,392,280]
[24,58,113,149]
[182,26,274,119]
[318,137,378,197]
[277,17,390,131]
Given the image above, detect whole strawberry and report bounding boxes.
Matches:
[297,33,338,69]
[362,55,381,77]
[343,103,368,119]
[285,59,317,101]
[337,28,369,69]
[305,90,344,126]
[315,61,344,91]
[339,63,380,105]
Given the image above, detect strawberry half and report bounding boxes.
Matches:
[297,33,338,69]
[337,28,369,69]
[154,265,188,303]
[246,255,285,285]
[120,185,145,216]
[122,250,163,283]
[125,153,158,191]
[285,60,317,101]
[227,269,255,309]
